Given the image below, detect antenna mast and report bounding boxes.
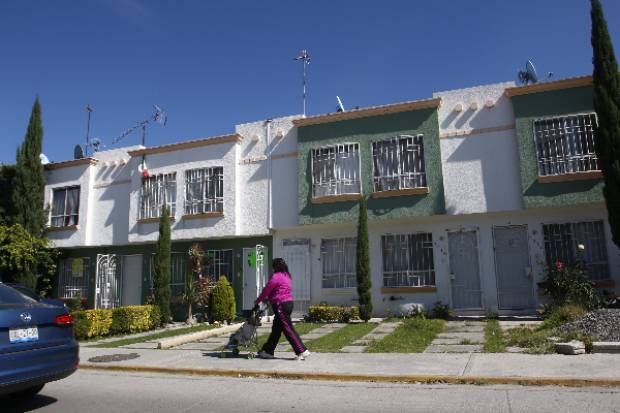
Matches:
[85,105,93,156]
[294,49,311,116]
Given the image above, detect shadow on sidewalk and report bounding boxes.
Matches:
[201,351,297,361]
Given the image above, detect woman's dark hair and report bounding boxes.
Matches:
[272,258,290,275]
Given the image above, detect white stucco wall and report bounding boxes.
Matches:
[274,205,620,316]
[434,83,523,215]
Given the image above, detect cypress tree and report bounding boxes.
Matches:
[0,165,17,225]
[356,196,372,321]
[154,205,172,324]
[13,97,46,237]
[591,0,620,249]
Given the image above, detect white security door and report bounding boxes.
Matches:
[281,239,311,317]
[242,246,268,311]
[122,255,143,306]
[493,226,534,310]
[95,254,122,309]
[449,231,483,309]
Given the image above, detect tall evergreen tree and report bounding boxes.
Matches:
[154,205,172,324]
[13,97,46,237]
[0,165,17,225]
[356,196,372,321]
[591,0,620,249]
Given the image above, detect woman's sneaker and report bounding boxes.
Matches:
[257,351,274,359]
[296,350,311,360]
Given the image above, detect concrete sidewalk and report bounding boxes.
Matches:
[78,346,620,387]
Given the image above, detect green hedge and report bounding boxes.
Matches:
[307,304,360,323]
[72,305,161,340]
[210,276,235,323]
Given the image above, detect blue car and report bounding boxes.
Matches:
[0,282,79,398]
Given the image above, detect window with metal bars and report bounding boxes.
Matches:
[147,253,188,296]
[372,135,426,192]
[140,173,176,219]
[311,143,361,197]
[382,233,435,287]
[321,237,357,288]
[204,249,234,284]
[57,257,90,298]
[542,220,609,281]
[185,167,223,215]
[533,113,600,177]
[50,186,80,227]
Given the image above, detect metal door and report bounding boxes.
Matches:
[242,245,268,311]
[121,255,143,306]
[449,230,483,309]
[493,226,534,310]
[95,254,122,309]
[281,239,311,316]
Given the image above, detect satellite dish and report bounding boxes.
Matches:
[336,96,345,112]
[518,60,539,85]
[74,145,84,159]
[40,153,50,165]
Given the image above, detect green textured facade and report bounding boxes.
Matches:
[297,109,445,225]
[512,86,605,209]
[57,235,272,313]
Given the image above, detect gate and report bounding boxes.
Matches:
[281,239,311,317]
[95,254,122,309]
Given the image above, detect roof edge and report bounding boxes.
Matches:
[292,97,442,127]
[127,134,243,157]
[505,76,592,97]
[44,157,98,171]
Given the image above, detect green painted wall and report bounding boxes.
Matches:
[56,235,273,312]
[297,109,445,225]
[512,86,605,209]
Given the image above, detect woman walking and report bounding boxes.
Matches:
[254,258,310,360]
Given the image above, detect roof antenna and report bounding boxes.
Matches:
[294,49,311,116]
[336,96,345,112]
[112,105,168,147]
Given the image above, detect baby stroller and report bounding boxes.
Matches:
[223,305,265,358]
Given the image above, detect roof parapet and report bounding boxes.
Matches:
[127,134,243,157]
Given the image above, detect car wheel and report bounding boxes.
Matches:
[10,384,45,399]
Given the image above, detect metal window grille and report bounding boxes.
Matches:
[321,237,357,288]
[543,220,609,280]
[50,186,80,227]
[140,173,176,219]
[185,167,224,215]
[382,233,435,287]
[57,257,90,298]
[311,143,361,197]
[372,135,426,192]
[147,253,188,296]
[534,113,599,176]
[204,249,234,283]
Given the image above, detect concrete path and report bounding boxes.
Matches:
[424,321,486,353]
[340,321,402,353]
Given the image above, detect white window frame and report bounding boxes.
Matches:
[533,112,600,177]
[542,220,609,281]
[57,257,90,299]
[50,186,80,227]
[139,173,176,219]
[382,232,435,287]
[320,237,357,289]
[311,143,361,198]
[184,167,224,215]
[372,134,427,192]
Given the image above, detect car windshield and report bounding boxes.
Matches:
[0,283,38,308]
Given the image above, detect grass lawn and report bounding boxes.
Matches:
[306,323,378,353]
[483,319,506,353]
[366,318,444,353]
[93,323,216,348]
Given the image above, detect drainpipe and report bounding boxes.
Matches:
[266,119,273,231]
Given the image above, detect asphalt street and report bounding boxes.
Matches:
[3,370,620,413]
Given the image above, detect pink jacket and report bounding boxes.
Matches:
[255,271,294,306]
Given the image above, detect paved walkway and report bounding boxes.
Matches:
[340,321,402,353]
[425,321,486,353]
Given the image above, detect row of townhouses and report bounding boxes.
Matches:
[44,75,620,317]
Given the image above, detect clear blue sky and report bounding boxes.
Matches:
[1,0,619,164]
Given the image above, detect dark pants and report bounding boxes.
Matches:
[261,301,307,356]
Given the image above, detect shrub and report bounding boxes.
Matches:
[72,305,161,340]
[110,305,159,334]
[306,304,360,323]
[538,304,587,331]
[72,309,113,340]
[539,257,604,310]
[430,301,452,320]
[210,276,235,323]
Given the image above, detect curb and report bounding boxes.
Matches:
[156,323,242,349]
[78,364,620,388]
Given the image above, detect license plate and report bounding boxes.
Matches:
[9,327,39,343]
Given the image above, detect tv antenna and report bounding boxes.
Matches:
[294,49,311,116]
[518,60,553,85]
[82,105,103,156]
[112,105,168,147]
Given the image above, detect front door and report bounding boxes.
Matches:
[493,226,534,310]
[281,239,311,317]
[449,230,483,309]
[242,246,268,311]
[95,254,122,309]
[121,255,143,306]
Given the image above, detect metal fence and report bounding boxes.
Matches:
[372,135,426,191]
[57,257,90,299]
